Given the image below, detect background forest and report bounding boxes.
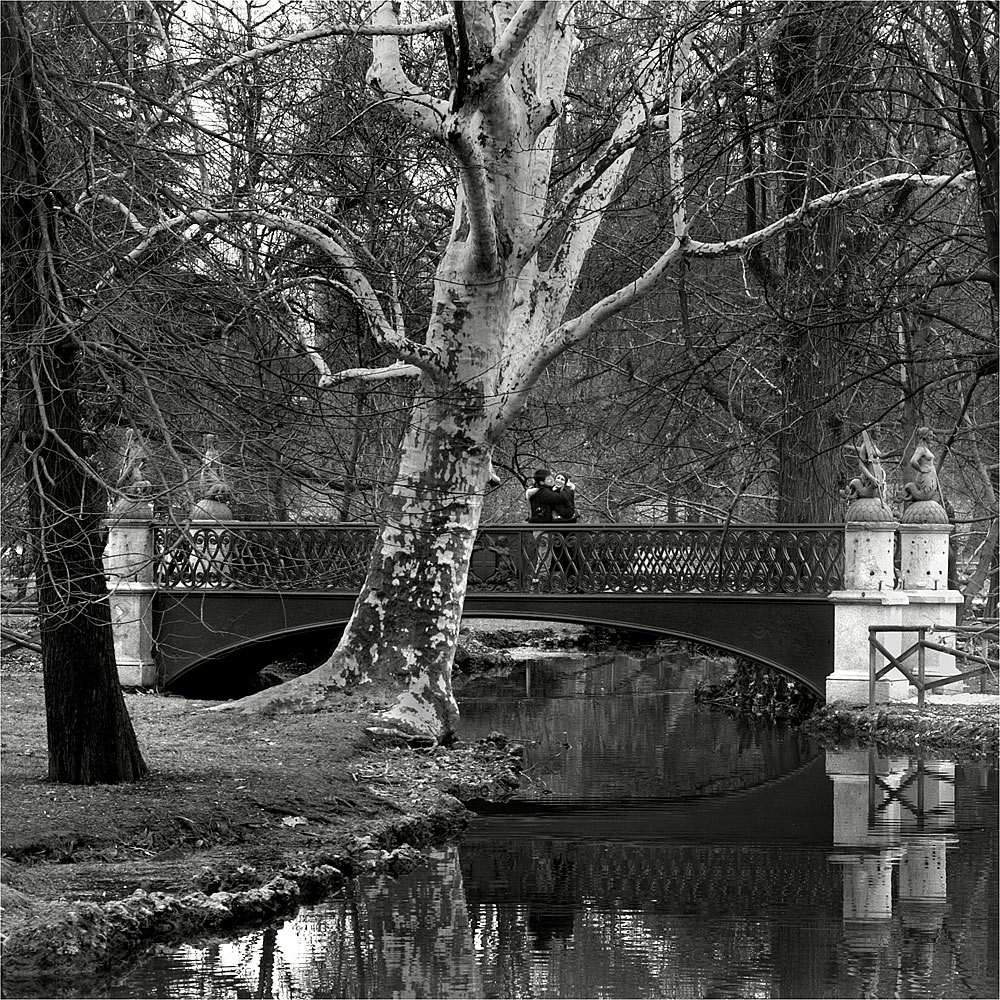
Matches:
[1,1,997,763]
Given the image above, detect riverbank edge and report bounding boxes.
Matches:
[802,700,999,757]
[0,746,523,991]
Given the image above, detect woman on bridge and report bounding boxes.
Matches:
[553,473,582,589]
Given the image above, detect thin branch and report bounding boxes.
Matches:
[686,171,978,258]
[550,169,978,359]
[170,13,452,111]
[321,362,423,386]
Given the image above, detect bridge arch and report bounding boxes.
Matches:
[155,591,833,696]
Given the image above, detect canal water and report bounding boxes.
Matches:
[109,648,997,999]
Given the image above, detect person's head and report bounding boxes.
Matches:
[554,472,568,489]
[533,468,553,486]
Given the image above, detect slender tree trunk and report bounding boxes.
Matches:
[2,2,146,783]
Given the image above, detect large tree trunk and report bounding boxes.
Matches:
[2,2,146,783]
[229,259,513,741]
[229,390,492,742]
[772,5,864,522]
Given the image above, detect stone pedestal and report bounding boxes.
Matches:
[828,592,909,702]
[827,520,908,704]
[842,516,896,592]
[899,518,962,690]
[103,501,157,687]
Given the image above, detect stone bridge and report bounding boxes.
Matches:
[102,517,960,702]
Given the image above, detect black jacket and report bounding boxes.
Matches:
[527,485,574,523]
[554,487,577,521]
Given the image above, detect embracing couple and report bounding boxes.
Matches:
[525,468,580,590]
[525,468,578,523]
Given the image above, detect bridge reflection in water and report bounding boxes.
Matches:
[151,522,843,692]
[107,669,996,1000]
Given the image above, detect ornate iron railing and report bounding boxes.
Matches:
[153,522,844,595]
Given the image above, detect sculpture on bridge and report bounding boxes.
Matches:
[188,433,234,584]
[842,430,893,521]
[902,426,948,524]
[903,427,940,503]
[110,428,153,516]
[197,433,230,502]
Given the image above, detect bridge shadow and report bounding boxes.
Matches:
[166,623,346,699]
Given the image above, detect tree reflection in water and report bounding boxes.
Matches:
[105,652,997,1000]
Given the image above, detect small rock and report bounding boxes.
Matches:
[192,866,221,894]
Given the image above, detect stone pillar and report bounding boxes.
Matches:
[827,499,908,704]
[898,503,963,692]
[103,499,157,687]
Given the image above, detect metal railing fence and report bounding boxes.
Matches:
[151,521,845,596]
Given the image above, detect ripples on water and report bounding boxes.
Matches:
[99,650,998,998]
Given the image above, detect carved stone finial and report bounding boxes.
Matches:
[842,430,893,522]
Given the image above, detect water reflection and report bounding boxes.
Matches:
[96,651,995,1000]
[827,752,973,997]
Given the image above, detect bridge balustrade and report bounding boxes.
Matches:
[153,522,844,596]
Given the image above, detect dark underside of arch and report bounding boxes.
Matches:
[155,591,833,698]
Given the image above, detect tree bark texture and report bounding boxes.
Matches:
[772,5,865,522]
[1,2,147,783]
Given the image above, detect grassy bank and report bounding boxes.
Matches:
[803,698,999,756]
